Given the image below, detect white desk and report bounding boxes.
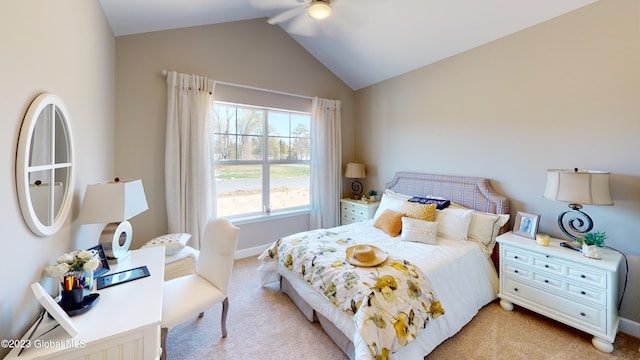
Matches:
[5,246,165,360]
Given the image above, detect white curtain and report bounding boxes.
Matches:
[309,97,342,229]
[165,71,216,250]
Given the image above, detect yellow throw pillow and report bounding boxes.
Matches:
[402,202,437,221]
[373,209,405,237]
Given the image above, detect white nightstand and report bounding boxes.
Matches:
[496,232,622,353]
[340,198,379,225]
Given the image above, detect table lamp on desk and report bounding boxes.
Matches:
[78,178,148,263]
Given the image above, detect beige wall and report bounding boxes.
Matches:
[0,1,115,356]
[355,0,640,324]
[114,19,355,251]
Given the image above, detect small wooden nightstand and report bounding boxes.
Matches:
[340,198,379,225]
[497,231,622,353]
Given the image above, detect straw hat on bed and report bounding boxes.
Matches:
[346,245,387,267]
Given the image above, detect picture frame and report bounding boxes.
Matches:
[513,211,540,239]
[88,244,110,278]
[96,265,150,290]
[31,282,79,336]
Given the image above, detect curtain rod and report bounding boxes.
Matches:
[161,69,313,101]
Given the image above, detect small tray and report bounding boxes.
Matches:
[57,293,100,317]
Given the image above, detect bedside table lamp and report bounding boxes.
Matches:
[543,168,612,241]
[345,162,366,199]
[78,178,148,262]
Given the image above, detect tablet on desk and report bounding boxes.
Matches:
[97,266,150,290]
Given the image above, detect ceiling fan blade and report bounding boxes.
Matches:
[267,6,307,25]
[285,13,318,37]
[250,0,307,11]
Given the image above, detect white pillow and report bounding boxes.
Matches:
[384,188,412,200]
[141,233,191,255]
[401,217,438,244]
[373,189,411,220]
[468,212,510,255]
[434,208,473,241]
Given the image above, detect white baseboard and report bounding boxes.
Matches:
[235,245,268,259]
[619,316,640,338]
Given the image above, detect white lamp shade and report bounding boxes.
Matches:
[345,163,366,179]
[78,179,149,224]
[543,169,613,206]
[308,1,331,19]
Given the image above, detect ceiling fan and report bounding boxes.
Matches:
[267,0,334,26]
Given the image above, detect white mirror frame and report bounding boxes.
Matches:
[16,93,75,236]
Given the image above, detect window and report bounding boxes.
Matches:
[213,102,311,217]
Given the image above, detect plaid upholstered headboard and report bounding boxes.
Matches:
[386,172,510,268]
[385,172,509,215]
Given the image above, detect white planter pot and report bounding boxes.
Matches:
[582,244,601,259]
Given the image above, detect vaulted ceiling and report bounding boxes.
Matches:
[99,0,596,90]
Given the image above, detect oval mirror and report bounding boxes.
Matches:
[16,93,75,236]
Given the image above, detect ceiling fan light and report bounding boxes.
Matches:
[308,1,331,20]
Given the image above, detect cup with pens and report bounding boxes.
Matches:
[60,272,91,308]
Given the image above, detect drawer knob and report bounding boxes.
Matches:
[544,279,549,283]
[514,288,519,292]
[581,291,586,295]
[544,264,549,268]
[514,270,519,274]
[580,312,586,317]
[581,274,586,279]
[514,256,518,259]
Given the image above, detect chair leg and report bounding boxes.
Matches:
[221,297,229,338]
[160,327,168,360]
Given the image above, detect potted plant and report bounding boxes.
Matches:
[368,189,378,202]
[577,231,606,259]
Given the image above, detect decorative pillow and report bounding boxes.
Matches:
[434,208,474,241]
[408,196,451,210]
[401,217,438,244]
[141,233,191,255]
[468,212,510,256]
[373,191,410,220]
[373,209,405,237]
[402,202,437,221]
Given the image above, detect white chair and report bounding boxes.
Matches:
[160,218,239,360]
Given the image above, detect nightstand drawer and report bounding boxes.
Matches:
[532,272,562,290]
[340,199,379,226]
[567,283,606,306]
[503,277,605,333]
[566,266,607,289]
[503,263,530,280]
[531,256,562,275]
[342,204,368,219]
[503,248,531,266]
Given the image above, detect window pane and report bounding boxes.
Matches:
[234,135,262,160]
[213,104,237,134]
[215,164,263,217]
[236,108,264,136]
[269,164,310,211]
[268,136,290,160]
[268,111,290,137]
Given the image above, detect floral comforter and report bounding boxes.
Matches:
[258,229,444,360]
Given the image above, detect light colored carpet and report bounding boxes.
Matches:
[165,257,639,359]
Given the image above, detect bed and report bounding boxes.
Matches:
[258,172,510,360]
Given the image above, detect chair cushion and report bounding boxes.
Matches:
[162,274,226,330]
